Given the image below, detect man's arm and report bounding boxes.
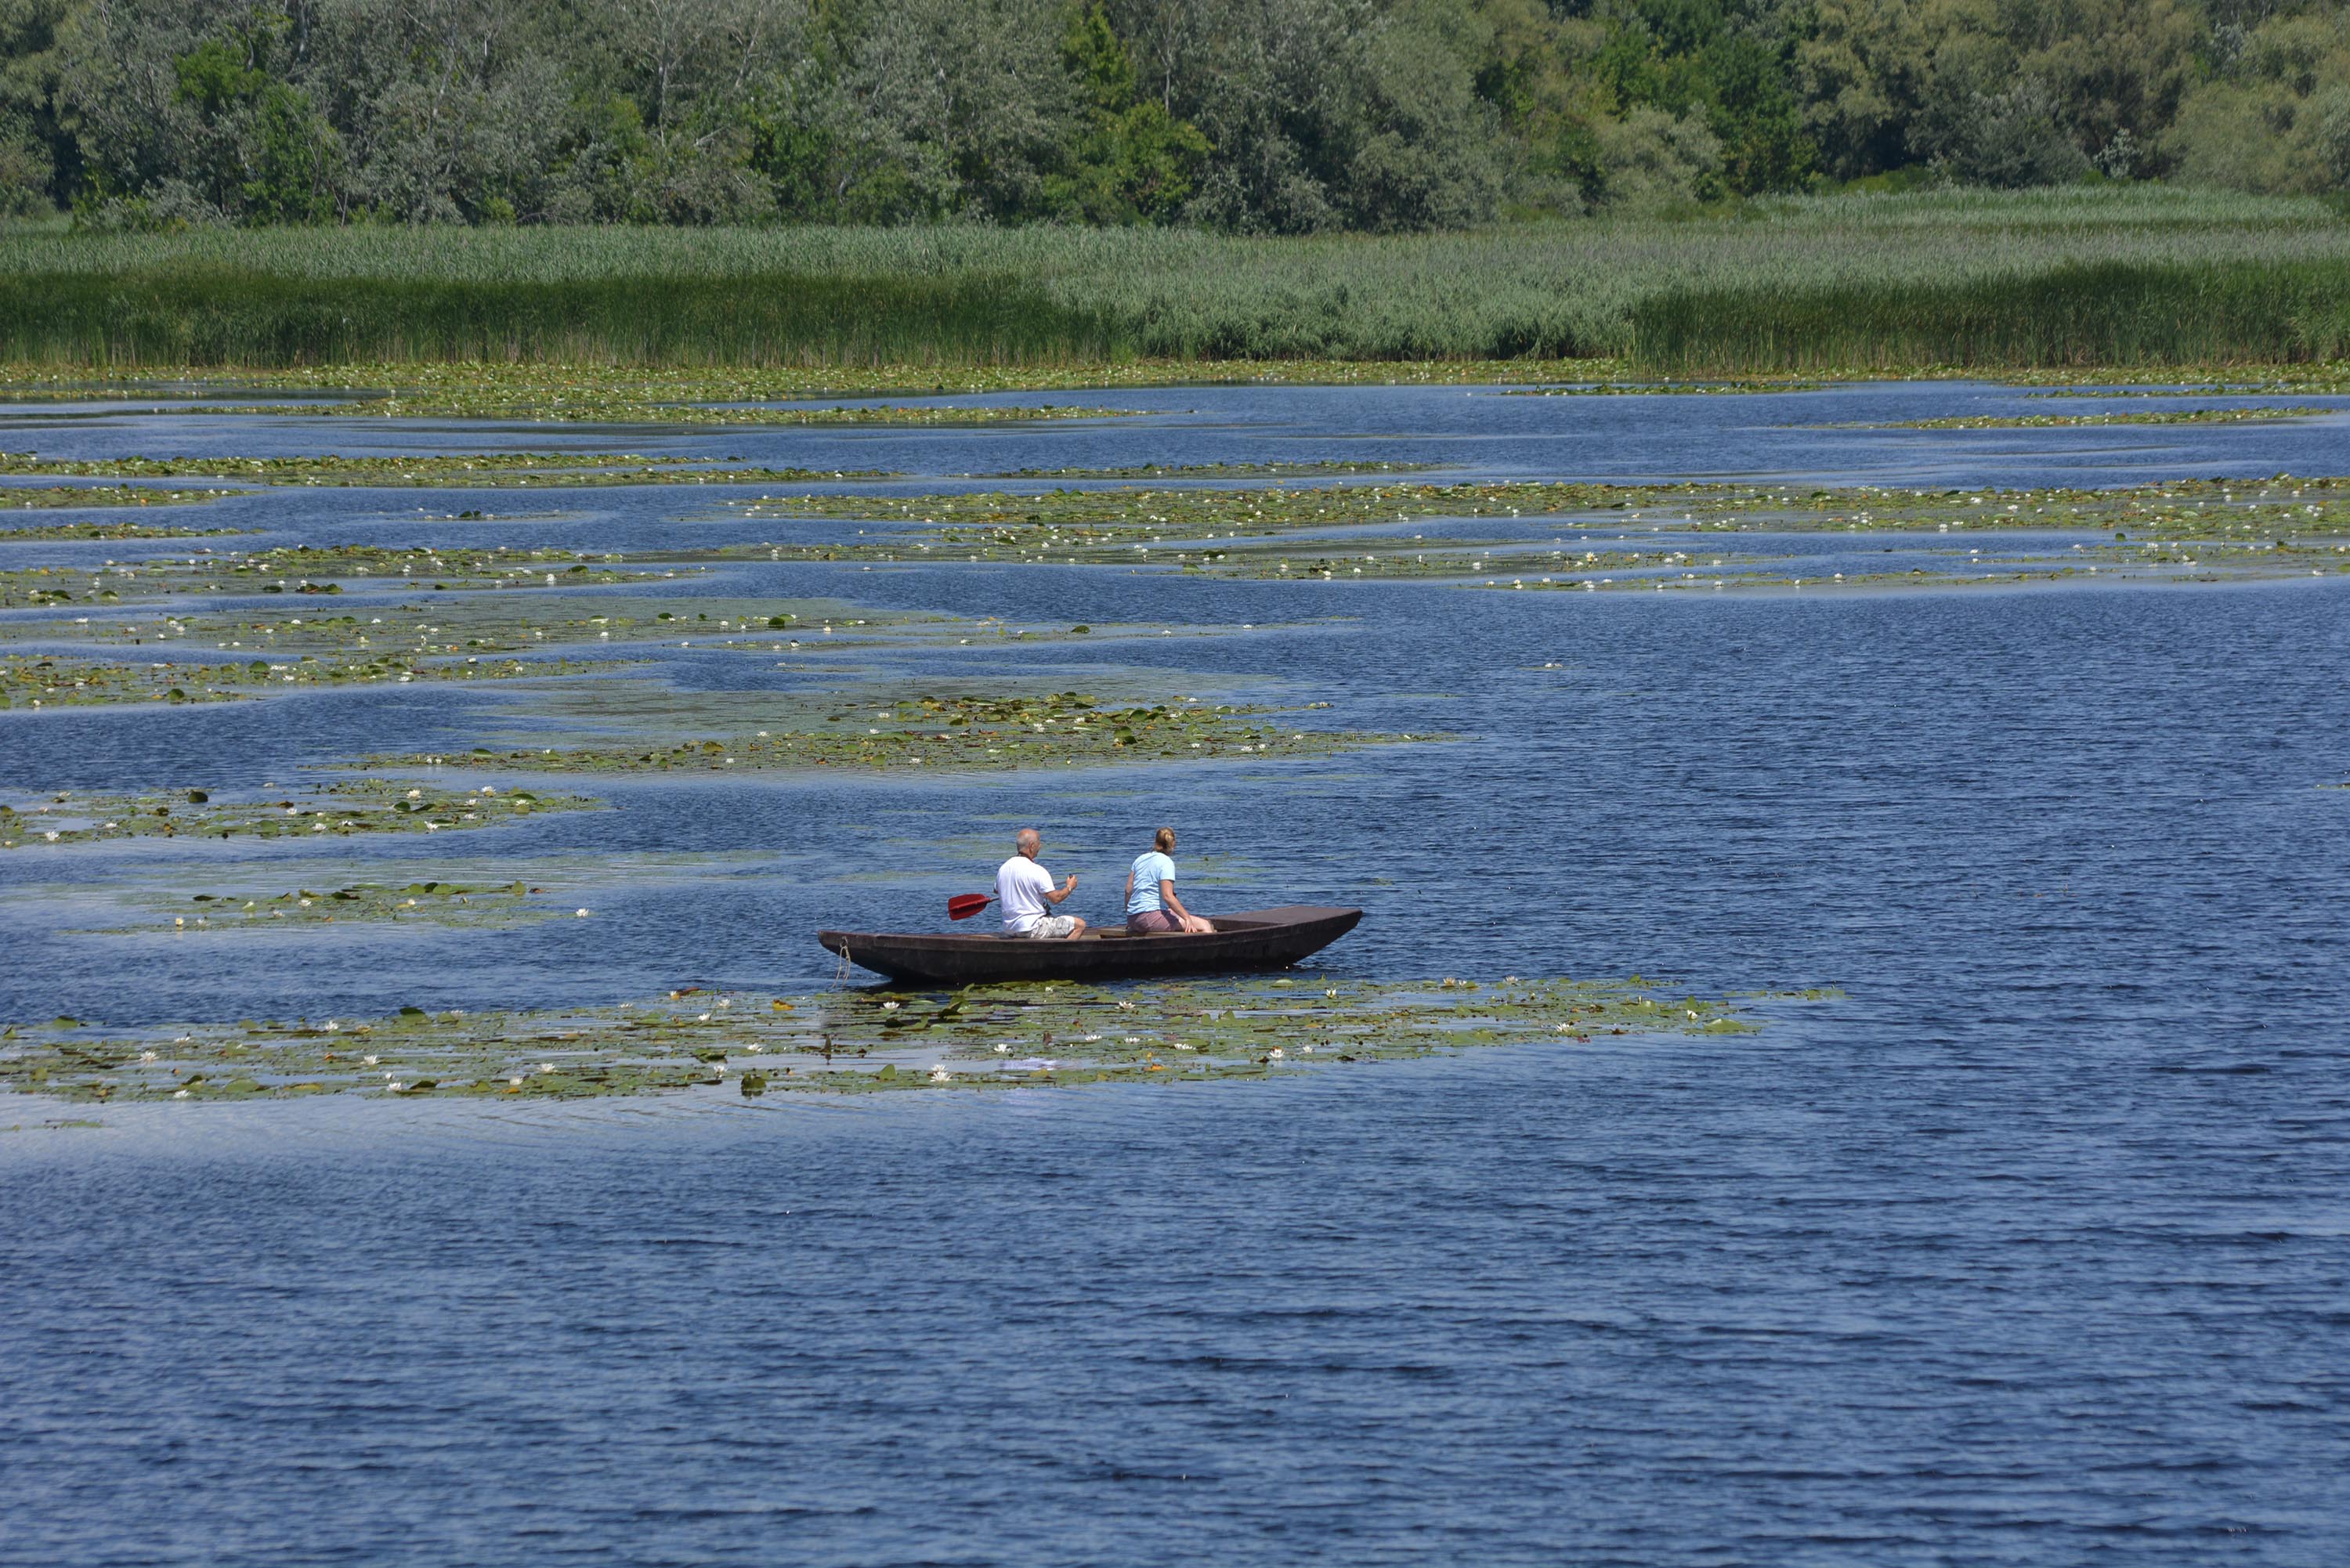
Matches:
[1044,873,1078,905]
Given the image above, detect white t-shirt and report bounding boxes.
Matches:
[996,855,1056,933]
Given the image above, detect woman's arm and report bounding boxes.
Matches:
[1123,869,1133,904]
[1160,880,1187,919]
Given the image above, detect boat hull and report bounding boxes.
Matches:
[817,905,1362,985]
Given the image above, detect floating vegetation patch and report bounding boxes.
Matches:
[974,460,1440,480]
[0,518,249,541]
[2016,386,2282,399]
[201,395,1152,427]
[718,473,2350,558]
[366,692,1426,775]
[0,595,910,661]
[1,780,601,849]
[0,451,893,486]
[0,648,606,708]
[0,358,1622,414]
[0,483,234,509]
[1499,381,1831,396]
[0,975,1831,1104]
[1856,405,2341,430]
[1512,537,2350,593]
[0,544,648,608]
[1170,543,1775,583]
[82,879,560,935]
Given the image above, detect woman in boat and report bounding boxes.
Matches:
[1125,826,1213,934]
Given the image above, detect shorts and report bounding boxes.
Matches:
[1010,914,1079,939]
[1127,909,1184,934]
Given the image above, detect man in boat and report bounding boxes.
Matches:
[997,828,1087,939]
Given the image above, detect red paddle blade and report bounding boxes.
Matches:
[947,893,993,921]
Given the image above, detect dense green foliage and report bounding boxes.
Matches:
[0,0,2345,231]
[3,186,2347,367]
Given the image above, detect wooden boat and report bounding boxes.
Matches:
[817,905,1362,985]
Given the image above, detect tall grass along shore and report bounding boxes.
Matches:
[4,190,2347,374]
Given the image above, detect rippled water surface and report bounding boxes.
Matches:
[4,383,2348,1565]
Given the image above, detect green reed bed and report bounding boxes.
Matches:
[5,190,2349,370]
[0,779,601,850]
[0,266,1123,368]
[1634,261,2350,374]
[0,975,1814,1104]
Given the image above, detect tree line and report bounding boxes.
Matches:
[1,0,2345,231]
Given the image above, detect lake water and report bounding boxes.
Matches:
[3,382,2348,1564]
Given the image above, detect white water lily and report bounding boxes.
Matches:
[929,1066,951,1082]
[139,1050,157,1063]
[1267,1047,1285,1059]
[539,1062,555,1073]
[994,1042,1010,1053]
[575,909,590,917]
[362,1054,378,1065]
[881,999,900,1010]
[172,1089,190,1099]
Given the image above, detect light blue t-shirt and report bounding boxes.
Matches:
[1127,851,1177,915]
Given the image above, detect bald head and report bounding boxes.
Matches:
[1015,828,1040,857]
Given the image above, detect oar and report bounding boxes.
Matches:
[947,893,996,921]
